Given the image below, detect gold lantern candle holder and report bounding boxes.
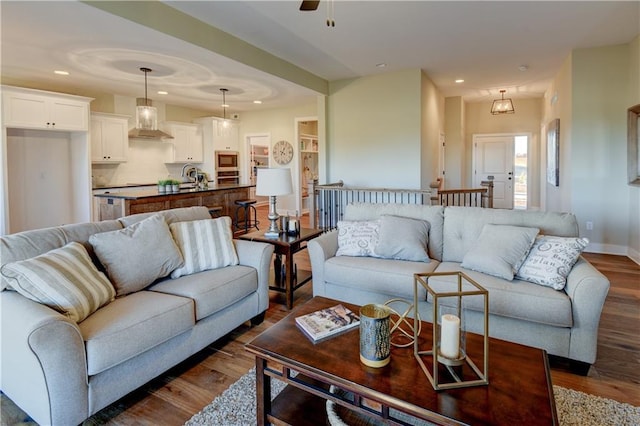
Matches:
[413,271,489,390]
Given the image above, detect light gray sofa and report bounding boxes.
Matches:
[0,206,274,426]
[308,203,610,371]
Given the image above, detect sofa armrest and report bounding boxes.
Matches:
[563,257,610,364]
[234,239,274,313]
[307,230,338,297]
[0,291,89,426]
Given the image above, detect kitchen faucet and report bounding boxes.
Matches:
[181,163,198,185]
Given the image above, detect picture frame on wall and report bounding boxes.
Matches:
[547,118,560,187]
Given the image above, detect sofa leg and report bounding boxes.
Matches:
[570,360,592,376]
[251,312,266,326]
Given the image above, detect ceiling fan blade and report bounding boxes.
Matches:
[300,0,320,11]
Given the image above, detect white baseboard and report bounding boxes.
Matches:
[628,247,640,266]
[584,243,640,266]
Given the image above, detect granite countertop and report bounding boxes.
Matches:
[93,183,254,200]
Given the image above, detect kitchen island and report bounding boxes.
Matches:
[94,184,253,221]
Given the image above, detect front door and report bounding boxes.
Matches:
[473,134,514,209]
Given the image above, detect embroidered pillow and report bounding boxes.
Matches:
[89,214,183,296]
[169,216,239,278]
[461,224,539,281]
[0,242,115,322]
[336,220,381,257]
[374,215,430,262]
[516,235,589,290]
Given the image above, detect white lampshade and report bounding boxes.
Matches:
[256,168,293,196]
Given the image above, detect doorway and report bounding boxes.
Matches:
[245,133,270,205]
[472,133,529,210]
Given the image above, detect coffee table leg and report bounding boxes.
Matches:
[255,357,270,426]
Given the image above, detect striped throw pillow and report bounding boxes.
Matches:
[169,217,239,278]
[0,242,115,322]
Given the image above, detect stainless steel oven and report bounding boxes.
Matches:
[216,150,239,171]
[215,151,239,184]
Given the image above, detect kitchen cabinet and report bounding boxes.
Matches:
[2,86,89,131]
[163,121,203,163]
[195,117,240,152]
[94,184,251,221]
[91,113,128,163]
[1,86,93,234]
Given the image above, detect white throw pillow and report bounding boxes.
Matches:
[169,216,239,278]
[0,242,115,322]
[461,224,539,281]
[336,220,381,257]
[374,215,430,262]
[516,235,589,290]
[90,214,184,296]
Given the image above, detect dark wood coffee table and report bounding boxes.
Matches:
[238,227,322,309]
[245,296,558,426]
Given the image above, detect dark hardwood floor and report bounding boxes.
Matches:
[4,206,639,424]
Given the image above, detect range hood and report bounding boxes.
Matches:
[128,97,173,140]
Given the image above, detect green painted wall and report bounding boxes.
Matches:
[327,69,427,189]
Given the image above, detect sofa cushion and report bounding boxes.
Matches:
[432,262,572,328]
[79,291,194,375]
[344,203,445,262]
[324,256,438,300]
[375,215,430,262]
[442,207,579,263]
[336,220,381,257]
[149,265,258,321]
[0,242,115,322]
[516,235,589,290]
[118,206,212,228]
[169,217,239,279]
[89,214,184,296]
[461,224,539,280]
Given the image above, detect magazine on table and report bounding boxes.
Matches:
[295,304,360,343]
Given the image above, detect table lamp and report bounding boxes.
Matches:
[256,168,293,238]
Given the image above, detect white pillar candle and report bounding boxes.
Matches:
[440,314,460,359]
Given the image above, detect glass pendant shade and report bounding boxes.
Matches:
[491,90,515,115]
[136,105,158,130]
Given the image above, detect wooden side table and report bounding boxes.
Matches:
[238,227,323,309]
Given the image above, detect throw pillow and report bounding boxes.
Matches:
[516,235,589,290]
[89,214,183,296]
[0,242,115,322]
[169,216,239,278]
[336,220,381,257]
[374,215,430,262]
[461,224,539,281]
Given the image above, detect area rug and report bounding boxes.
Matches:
[185,367,640,426]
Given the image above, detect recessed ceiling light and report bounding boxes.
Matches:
[54,70,69,75]
[253,100,262,104]
[376,63,387,68]
[455,79,465,83]
[519,65,529,72]
[157,91,168,95]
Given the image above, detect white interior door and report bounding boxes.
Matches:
[473,134,514,209]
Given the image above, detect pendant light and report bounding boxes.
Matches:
[490,90,515,115]
[129,67,173,139]
[220,88,230,128]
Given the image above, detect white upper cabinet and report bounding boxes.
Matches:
[163,122,203,163]
[195,117,240,152]
[214,119,240,151]
[91,113,128,163]
[2,86,90,131]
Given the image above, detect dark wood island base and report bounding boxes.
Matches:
[94,184,253,221]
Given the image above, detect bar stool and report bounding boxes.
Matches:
[208,206,223,218]
[233,199,259,234]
